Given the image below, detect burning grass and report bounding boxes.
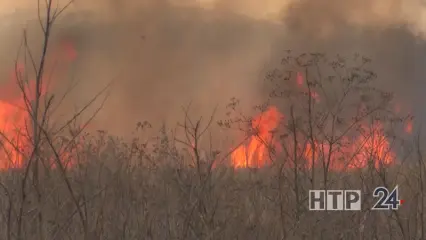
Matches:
[0,131,421,239]
[0,34,420,239]
[0,87,419,239]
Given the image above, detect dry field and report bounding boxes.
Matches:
[0,1,425,240]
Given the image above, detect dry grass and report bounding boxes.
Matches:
[1,2,423,239]
[0,129,424,240]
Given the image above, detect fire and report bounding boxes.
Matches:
[405,116,413,134]
[296,71,320,102]
[394,104,413,134]
[0,66,39,170]
[0,100,27,169]
[394,103,401,113]
[353,122,395,168]
[0,39,79,170]
[297,72,304,86]
[231,107,396,170]
[303,123,395,171]
[230,72,397,171]
[231,106,283,168]
[61,40,78,61]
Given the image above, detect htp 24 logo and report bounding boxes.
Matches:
[372,186,405,210]
[308,186,404,211]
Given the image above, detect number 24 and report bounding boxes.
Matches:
[372,186,401,210]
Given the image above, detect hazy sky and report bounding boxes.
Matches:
[1,0,426,135]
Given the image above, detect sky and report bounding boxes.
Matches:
[0,0,426,136]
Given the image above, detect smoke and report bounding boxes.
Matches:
[1,0,426,135]
[279,0,426,121]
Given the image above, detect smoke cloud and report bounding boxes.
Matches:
[1,0,426,135]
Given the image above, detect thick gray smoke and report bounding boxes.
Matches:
[1,0,425,135]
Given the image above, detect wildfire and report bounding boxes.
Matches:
[394,104,413,134]
[230,72,398,171]
[297,71,320,102]
[231,106,283,168]
[303,123,395,170]
[0,65,39,169]
[0,45,404,173]
[0,39,78,170]
[405,116,413,134]
[0,100,27,169]
[230,106,396,170]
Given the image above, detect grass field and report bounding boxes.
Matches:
[0,127,423,240]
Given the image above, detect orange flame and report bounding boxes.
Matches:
[0,40,79,170]
[229,71,401,171]
[393,104,412,134]
[231,105,396,171]
[303,122,395,171]
[394,103,401,114]
[405,116,413,134]
[0,101,27,169]
[230,94,398,171]
[61,40,78,61]
[0,65,41,169]
[296,72,320,102]
[231,106,283,168]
